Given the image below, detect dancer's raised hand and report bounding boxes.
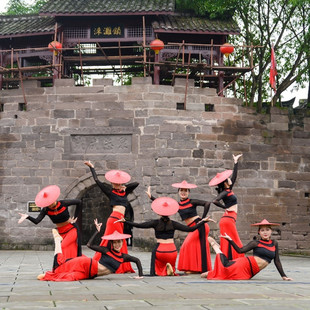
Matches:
[18,213,29,224]
[84,161,94,168]
[233,154,243,163]
[94,218,102,232]
[220,233,232,241]
[145,186,152,199]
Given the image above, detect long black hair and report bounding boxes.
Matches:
[215,181,226,194]
[157,216,174,231]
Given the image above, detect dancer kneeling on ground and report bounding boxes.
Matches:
[201,219,292,281]
[120,197,214,276]
[38,219,143,281]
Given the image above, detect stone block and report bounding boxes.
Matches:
[267,122,289,131]
[54,79,75,87]
[131,76,152,84]
[174,78,195,87]
[92,78,113,86]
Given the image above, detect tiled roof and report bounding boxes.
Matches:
[0,15,55,37]
[40,0,175,15]
[152,15,240,34]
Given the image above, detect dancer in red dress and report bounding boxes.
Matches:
[201,219,292,281]
[209,154,244,260]
[18,185,82,268]
[171,181,212,273]
[85,161,139,273]
[121,197,213,276]
[146,182,212,273]
[38,220,143,282]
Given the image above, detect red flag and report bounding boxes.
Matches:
[269,45,277,92]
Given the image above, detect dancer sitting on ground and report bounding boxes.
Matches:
[146,182,212,273]
[84,161,139,273]
[201,219,292,281]
[209,153,244,260]
[38,219,143,281]
[121,197,214,276]
[18,185,82,268]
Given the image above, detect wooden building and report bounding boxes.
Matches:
[0,0,249,93]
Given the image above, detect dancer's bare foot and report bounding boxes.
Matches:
[166,263,174,276]
[37,273,45,280]
[201,271,209,278]
[52,229,63,241]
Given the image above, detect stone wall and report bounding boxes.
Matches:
[0,77,309,254]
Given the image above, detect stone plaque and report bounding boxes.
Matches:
[70,134,131,154]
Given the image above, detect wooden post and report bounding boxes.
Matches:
[16,56,27,106]
[118,40,123,84]
[184,51,191,110]
[78,42,84,86]
[142,16,146,77]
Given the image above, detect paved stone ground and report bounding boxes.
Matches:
[0,247,309,310]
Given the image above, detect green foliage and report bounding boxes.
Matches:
[5,0,48,15]
[206,0,309,111]
[175,0,235,19]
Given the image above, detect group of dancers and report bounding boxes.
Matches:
[18,154,292,281]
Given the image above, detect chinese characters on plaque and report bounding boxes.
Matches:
[91,25,124,38]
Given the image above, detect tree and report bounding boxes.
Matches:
[177,0,310,111]
[5,0,48,15]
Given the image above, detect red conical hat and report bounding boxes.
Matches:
[151,197,179,216]
[101,230,131,240]
[171,180,197,189]
[209,170,233,186]
[105,169,131,184]
[35,185,60,208]
[251,219,280,226]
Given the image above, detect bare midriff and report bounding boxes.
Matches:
[97,263,112,276]
[254,256,269,270]
[184,215,199,226]
[226,204,238,213]
[113,205,126,215]
[157,238,174,244]
[56,220,71,228]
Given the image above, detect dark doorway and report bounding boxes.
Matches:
[79,185,110,245]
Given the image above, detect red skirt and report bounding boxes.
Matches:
[207,254,260,280]
[93,210,134,273]
[56,223,81,264]
[41,256,98,282]
[219,211,244,260]
[151,243,178,276]
[178,221,212,272]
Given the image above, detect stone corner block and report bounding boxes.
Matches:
[22,80,41,88]
[54,79,75,87]
[93,78,113,86]
[174,78,195,87]
[131,77,152,85]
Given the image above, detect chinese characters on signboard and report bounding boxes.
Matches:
[91,25,124,38]
[28,201,40,212]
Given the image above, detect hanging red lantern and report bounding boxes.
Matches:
[150,39,164,54]
[220,43,234,57]
[48,40,62,56]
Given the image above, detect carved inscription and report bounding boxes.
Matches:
[71,134,131,154]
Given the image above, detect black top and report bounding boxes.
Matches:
[89,166,139,208]
[126,217,207,239]
[87,231,143,276]
[178,198,210,221]
[27,199,82,224]
[228,238,287,277]
[213,162,238,209]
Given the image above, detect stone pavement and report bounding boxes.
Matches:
[0,247,309,310]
